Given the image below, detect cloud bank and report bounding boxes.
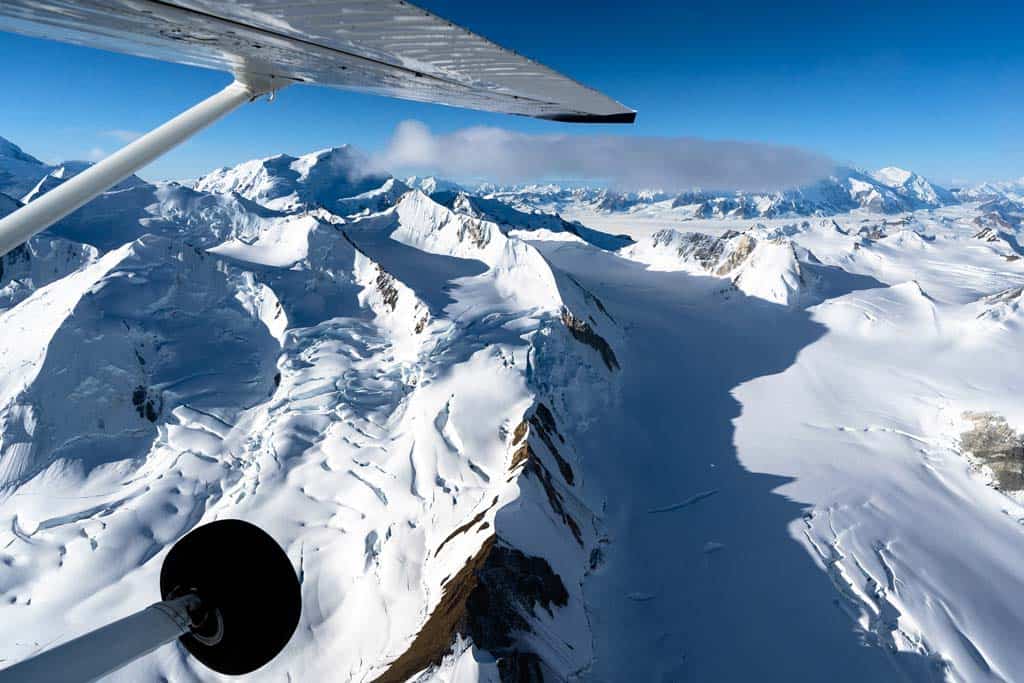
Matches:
[374,121,837,193]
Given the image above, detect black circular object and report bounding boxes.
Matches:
[160,519,302,675]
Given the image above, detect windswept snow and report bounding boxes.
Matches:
[3,137,1024,683]
[0,141,615,683]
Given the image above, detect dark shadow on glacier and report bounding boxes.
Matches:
[43,184,172,251]
[0,237,280,488]
[344,225,487,317]
[803,261,890,304]
[533,242,943,682]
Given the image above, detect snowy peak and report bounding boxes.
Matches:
[0,136,43,166]
[0,136,49,199]
[960,178,1024,206]
[730,235,805,306]
[404,175,463,195]
[22,164,82,204]
[194,146,389,213]
[872,166,915,187]
[431,190,632,251]
[871,166,953,206]
[485,165,957,219]
[335,176,411,216]
[387,189,559,277]
[348,190,604,319]
[22,162,145,204]
[389,189,504,261]
[624,227,808,306]
[193,154,294,202]
[290,145,383,197]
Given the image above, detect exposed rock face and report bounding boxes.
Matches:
[130,385,162,423]
[961,412,1024,491]
[0,237,99,312]
[372,537,497,683]
[627,228,808,307]
[560,308,620,371]
[974,227,1003,242]
[982,286,1024,310]
[375,267,400,311]
[463,545,569,653]
[858,224,888,240]
[432,190,633,251]
[715,233,757,275]
[372,540,569,683]
[529,404,574,485]
[374,395,599,682]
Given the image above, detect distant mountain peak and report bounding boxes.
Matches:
[194,145,386,212]
[0,135,43,166]
[872,166,915,187]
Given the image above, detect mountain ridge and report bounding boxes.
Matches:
[3,135,1024,682]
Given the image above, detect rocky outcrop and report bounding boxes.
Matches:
[961,412,1024,491]
[626,228,808,307]
[376,399,597,682]
[560,308,620,371]
[372,537,497,683]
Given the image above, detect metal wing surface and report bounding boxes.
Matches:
[0,0,636,122]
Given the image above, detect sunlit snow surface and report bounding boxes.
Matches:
[3,138,1024,682]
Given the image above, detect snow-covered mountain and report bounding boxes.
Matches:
[429,190,633,251]
[483,165,960,221]
[871,166,956,206]
[0,138,620,682]
[5,137,1024,682]
[405,176,465,196]
[958,178,1024,203]
[194,146,390,213]
[0,136,49,200]
[623,227,809,306]
[0,135,144,205]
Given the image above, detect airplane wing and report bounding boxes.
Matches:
[0,0,636,123]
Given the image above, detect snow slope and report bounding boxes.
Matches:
[4,136,1024,682]
[194,147,389,213]
[0,136,49,200]
[533,200,1024,682]
[0,141,619,682]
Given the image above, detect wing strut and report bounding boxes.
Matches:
[0,75,284,258]
[0,593,203,682]
[0,520,302,682]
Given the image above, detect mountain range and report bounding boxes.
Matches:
[3,134,1024,682]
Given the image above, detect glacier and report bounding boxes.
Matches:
[3,134,1024,682]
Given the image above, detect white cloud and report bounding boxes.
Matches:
[102,129,144,144]
[85,147,106,162]
[373,120,836,192]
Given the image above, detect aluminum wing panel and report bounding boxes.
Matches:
[0,0,635,122]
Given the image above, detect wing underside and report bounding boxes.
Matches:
[0,0,636,123]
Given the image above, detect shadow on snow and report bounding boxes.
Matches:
[534,241,941,682]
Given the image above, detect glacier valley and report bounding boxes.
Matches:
[2,135,1024,682]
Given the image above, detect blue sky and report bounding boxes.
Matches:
[0,1,1021,185]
